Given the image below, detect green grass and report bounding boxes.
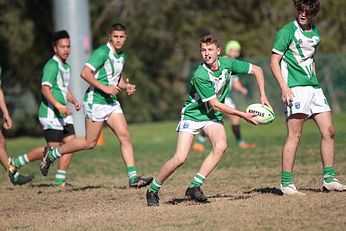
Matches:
[1,114,346,230]
[2,113,346,184]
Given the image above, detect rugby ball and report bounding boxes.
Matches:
[246,103,275,125]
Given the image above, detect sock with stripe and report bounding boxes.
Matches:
[54,170,67,186]
[281,171,293,187]
[13,154,30,168]
[323,166,335,183]
[48,147,62,161]
[148,178,162,193]
[189,173,206,188]
[127,166,138,183]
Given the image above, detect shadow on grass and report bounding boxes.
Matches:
[30,183,113,193]
[165,193,252,206]
[244,187,283,196]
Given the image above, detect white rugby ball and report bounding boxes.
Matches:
[246,103,275,125]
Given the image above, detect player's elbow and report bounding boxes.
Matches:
[252,65,263,76]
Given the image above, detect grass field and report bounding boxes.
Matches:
[1,114,346,230]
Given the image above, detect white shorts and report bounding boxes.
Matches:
[224,97,236,109]
[84,101,123,122]
[39,115,74,130]
[176,119,223,135]
[284,86,331,119]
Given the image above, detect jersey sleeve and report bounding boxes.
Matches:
[193,75,216,102]
[85,46,109,71]
[42,61,59,87]
[227,58,251,75]
[272,26,292,55]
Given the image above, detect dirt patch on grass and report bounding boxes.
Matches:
[1,166,346,231]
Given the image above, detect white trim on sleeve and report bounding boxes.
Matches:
[248,64,253,74]
[85,63,96,72]
[42,82,52,87]
[202,95,216,102]
[272,48,284,56]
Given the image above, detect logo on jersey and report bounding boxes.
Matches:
[183,122,189,129]
[295,102,301,109]
[297,39,303,45]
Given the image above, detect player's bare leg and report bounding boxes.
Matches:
[146,132,193,206]
[197,123,227,177]
[3,130,35,185]
[106,112,135,167]
[0,130,8,170]
[312,111,345,191]
[40,120,102,176]
[106,112,152,188]
[157,132,194,183]
[280,113,306,195]
[312,112,334,167]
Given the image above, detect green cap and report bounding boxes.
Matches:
[224,40,241,55]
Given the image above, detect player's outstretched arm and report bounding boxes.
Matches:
[208,97,258,125]
[270,53,294,105]
[80,65,121,96]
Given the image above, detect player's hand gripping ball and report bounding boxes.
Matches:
[246,103,275,125]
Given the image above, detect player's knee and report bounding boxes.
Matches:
[289,132,302,143]
[322,125,335,139]
[213,142,227,155]
[173,154,187,167]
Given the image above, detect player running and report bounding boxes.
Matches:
[146,33,271,206]
[270,0,346,195]
[193,40,256,151]
[8,30,80,189]
[0,65,34,185]
[39,23,152,188]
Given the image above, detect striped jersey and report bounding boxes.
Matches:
[39,56,71,119]
[272,20,320,88]
[181,56,251,121]
[84,42,126,105]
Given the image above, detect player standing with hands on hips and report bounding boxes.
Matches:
[270,0,346,195]
[39,23,153,188]
[146,34,271,206]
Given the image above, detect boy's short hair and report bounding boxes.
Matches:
[200,34,220,48]
[52,30,70,46]
[109,23,126,34]
[293,0,320,16]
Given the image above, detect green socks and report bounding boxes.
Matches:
[323,166,335,183]
[127,166,138,183]
[148,178,162,193]
[281,171,293,187]
[281,167,335,186]
[13,154,30,168]
[189,173,206,188]
[54,170,66,186]
[48,147,62,160]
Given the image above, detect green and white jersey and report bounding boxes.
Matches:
[272,20,320,88]
[181,56,251,121]
[84,42,126,105]
[39,55,71,120]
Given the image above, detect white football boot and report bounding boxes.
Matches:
[323,178,346,192]
[280,183,306,196]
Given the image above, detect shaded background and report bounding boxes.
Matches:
[0,0,345,135]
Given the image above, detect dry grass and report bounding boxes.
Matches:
[1,115,346,230]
